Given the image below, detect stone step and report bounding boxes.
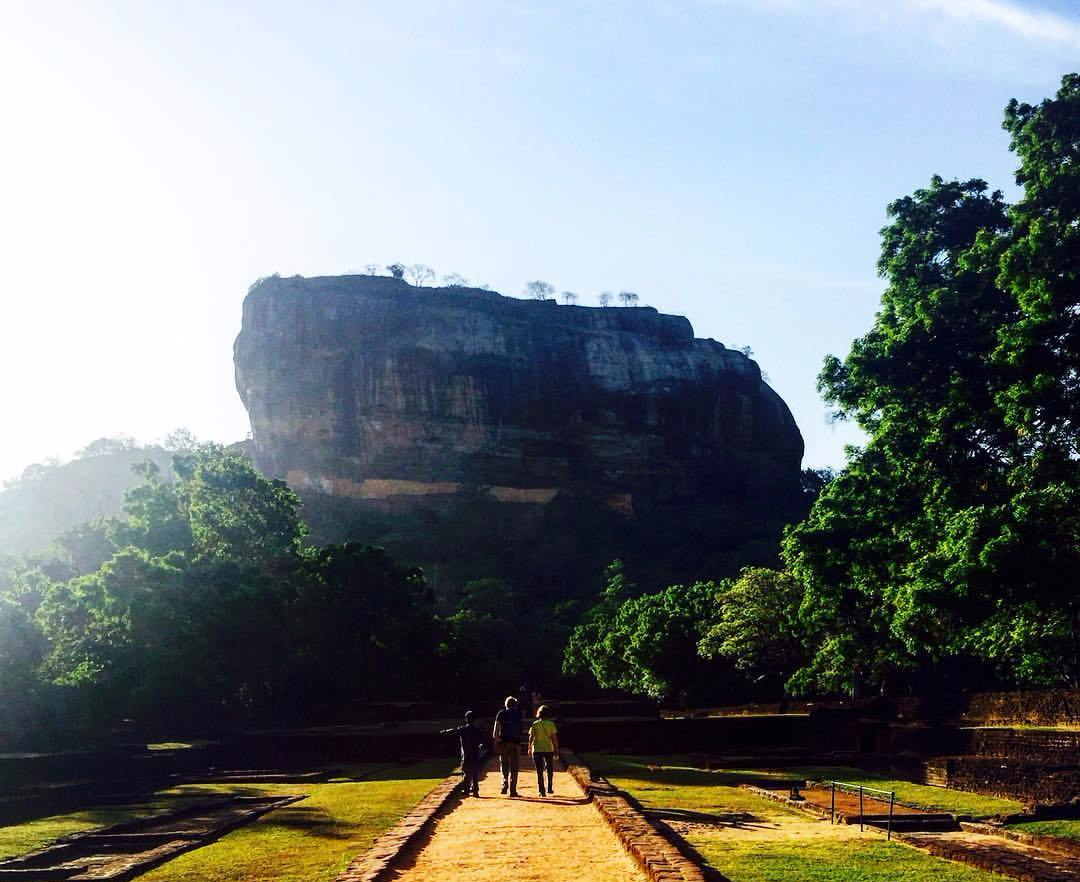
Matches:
[0,868,87,880]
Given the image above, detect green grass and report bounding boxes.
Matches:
[0,791,223,860]
[1010,818,1080,842]
[688,836,1004,882]
[584,755,1022,818]
[585,753,800,815]
[779,766,1024,817]
[0,759,450,882]
[138,760,450,882]
[591,754,1004,882]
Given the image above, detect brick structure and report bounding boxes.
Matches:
[562,750,713,882]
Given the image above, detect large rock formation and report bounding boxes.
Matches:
[234,275,803,527]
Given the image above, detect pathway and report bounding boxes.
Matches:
[387,761,648,882]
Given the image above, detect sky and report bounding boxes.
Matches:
[1,0,1078,482]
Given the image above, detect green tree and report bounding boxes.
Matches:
[562,561,634,691]
[183,445,305,565]
[698,568,805,690]
[0,592,47,732]
[288,542,440,703]
[786,75,1080,694]
[564,562,727,702]
[110,461,192,556]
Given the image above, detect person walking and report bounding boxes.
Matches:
[440,710,486,797]
[528,704,559,797]
[492,696,523,796]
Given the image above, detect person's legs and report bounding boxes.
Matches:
[533,752,546,795]
[509,743,520,794]
[462,759,480,796]
[497,742,520,794]
[534,753,554,794]
[498,743,512,792]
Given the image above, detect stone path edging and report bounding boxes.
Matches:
[333,773,462,882]
[893,829,1080,882]
[961,821,1080,860]
[562,750,713,882]
[0,794,305,882]
[743,782,1080,882]
[738,783,832,821]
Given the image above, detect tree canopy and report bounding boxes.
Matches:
[563,74,1080,703]
[785,74,1080,694]
[1,444,455,740]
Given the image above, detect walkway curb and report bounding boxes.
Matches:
[739,783,832,820]
[334,772,462,882]
[961,821,1080,860]
[562,750,711,882]
[892,829,1080,882]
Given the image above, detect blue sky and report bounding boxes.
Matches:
[2,0,1078,481]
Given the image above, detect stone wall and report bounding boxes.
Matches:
[965,728,1080,761]
[926,758,1080,806]
[895,690,1080,727]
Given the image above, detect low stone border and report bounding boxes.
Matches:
[962,821,1080,859]
[890,830,1080,882]
[738,784,832,821]
[333,773,462,882]
[0,795,305,882]
[563,750,712,882]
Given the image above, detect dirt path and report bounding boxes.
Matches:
[387,761,648,882]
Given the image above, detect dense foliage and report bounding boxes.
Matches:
[563,562,713,701]
[565,74,1080,701]
[0,445,449,741]
[785,74,1080,695]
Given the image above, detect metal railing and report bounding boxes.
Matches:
[827,780,896,839]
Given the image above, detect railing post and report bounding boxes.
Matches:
[888,791,895,841]
[831,781,836,824]
[859,786,864,832]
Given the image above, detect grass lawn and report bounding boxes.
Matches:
[589,754,1004,882]
[777,766,1024,818]
[690,837,1004,882]
[1009,818,1080,842]
[0,759,450,882]
[585,755,1022,818]
[138,760,450,882]
[0,792,215,860]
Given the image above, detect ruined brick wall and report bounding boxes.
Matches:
[965,728,1080,761]
[895,690,1080,727]
[930,758,1080,806]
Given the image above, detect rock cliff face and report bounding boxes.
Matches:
[234,275,803,523]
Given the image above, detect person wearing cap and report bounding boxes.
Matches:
[440,710,487,797]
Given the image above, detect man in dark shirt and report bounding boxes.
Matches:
[492,696,523,796]
[441,710,486,797]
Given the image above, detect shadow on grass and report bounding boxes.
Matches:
[254,805,358,840]
[588,755,772,787]
[644,806,765,828]
[361,760,456,783]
